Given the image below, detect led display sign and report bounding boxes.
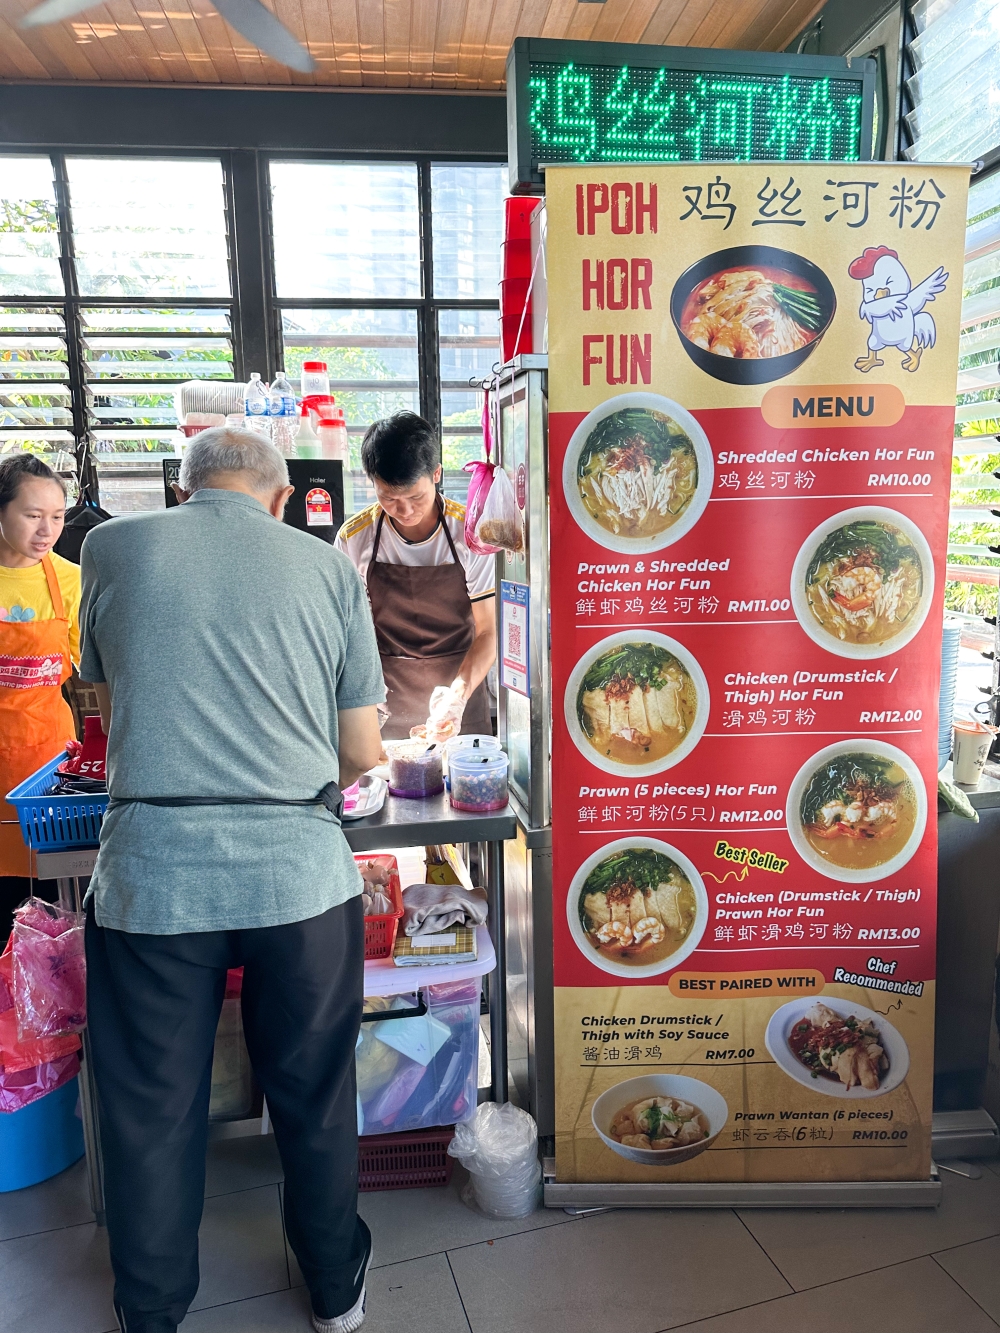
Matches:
[506,39,876,194]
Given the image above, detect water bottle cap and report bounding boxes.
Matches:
[302,361,327,372]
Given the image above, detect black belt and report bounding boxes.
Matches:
[109,780,344,822]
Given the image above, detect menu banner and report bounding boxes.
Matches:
[546,162,968,1184]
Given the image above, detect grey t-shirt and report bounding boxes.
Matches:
[79,488,386,935]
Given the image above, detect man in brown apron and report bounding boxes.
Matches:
[335,413,495,741]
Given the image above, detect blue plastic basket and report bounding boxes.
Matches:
[6,752,106,852]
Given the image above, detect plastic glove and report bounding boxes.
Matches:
[425,684,466,742]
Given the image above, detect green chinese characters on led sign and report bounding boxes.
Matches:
[528,63,864,165]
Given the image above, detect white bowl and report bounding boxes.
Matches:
[789,506,934,660]
[564,630,710,778]
[764,997,910,1100]
[785,738,927,884]
[592,1074,729,1166]
[562,392,714,554]
[566,836,708,979]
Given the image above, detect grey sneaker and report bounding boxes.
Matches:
[310,1248,373,1333]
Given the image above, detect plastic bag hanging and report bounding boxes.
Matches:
[11,899,87,1041]
[475,465,524,554]
[464,384,500,556]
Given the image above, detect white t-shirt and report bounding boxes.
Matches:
[335,498,496,604]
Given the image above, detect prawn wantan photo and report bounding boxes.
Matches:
[803,519,924,649]
[578,846,697,967]
[799,752,918,873]
[609,1095,710,1151]
[576,641,697,767]
[576,407,699,542]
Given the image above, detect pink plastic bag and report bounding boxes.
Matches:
[463,387,501,556]
[12,899,87,1041]
[0,1052,79,1114]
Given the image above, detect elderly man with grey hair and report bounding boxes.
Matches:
[79,428,385,1333]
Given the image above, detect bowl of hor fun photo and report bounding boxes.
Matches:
[592,1074,728,1166]
[564,631,710,778]
[765,997,910,1099]
[790,507,934,660]
[562,393,714,554]
[670,244,837,385]
[567,837,709,979]
[785,739,927,883]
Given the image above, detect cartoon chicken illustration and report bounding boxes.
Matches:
[848,246,948,373]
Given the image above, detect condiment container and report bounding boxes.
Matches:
[443,734,502,787]
[952,717,996,786]
[385,740,444,799]
[449,750,508,812]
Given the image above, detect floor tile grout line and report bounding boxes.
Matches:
[364,1212,580,1271]
[929,1252,1000,1329]
[927,1227,1000,1260]
[276,1181,292,1291]
[649,1252,992,1332]
[731,1208,796,1292]
[445,1250,475,1333]
[0,1215,100,1249]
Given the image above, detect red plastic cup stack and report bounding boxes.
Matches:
[500,197,540,364]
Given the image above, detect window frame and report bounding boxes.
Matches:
[0,143,506,509]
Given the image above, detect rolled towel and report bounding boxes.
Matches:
[402,883,489,937]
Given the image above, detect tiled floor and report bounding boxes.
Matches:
[4,1141,1000,1333]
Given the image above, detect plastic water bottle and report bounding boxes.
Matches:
[269,372,297,456]
[244,373,271,437]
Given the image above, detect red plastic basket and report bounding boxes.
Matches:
[355,854,405,960]
[358,1127,455,1192]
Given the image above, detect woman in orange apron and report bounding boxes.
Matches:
[0,455,78,929]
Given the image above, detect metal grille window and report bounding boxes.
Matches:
[270,159,506,515]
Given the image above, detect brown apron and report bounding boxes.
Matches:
[366,500,492,741]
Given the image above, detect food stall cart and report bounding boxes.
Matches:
[30,792,516,1224]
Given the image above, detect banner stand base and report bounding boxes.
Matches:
[542,1160,942,1209]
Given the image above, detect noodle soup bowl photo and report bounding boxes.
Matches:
[765,997,910,1100]
[564,631,710,778]
[592,1074,728,1166]
[670,244,836,386]
[790,507,934,660]
[562,392,714,554]
[567,836,709,979]
[786,739,928,884]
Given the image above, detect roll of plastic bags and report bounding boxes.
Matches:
[448,1101,541,1217]
[12,899,86,1041]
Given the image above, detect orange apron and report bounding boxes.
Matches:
[0,555,74,876]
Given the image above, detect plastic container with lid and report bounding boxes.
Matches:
[443,733,502,787]
[385,740,444,798]
[449,750,508,812]
[301,361,330,398]
[318,406,349,461]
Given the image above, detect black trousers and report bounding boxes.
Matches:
[85,898,368,1333]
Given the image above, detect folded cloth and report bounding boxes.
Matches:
[402,883,488,937]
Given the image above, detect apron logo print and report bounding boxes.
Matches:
[0,654,63,689]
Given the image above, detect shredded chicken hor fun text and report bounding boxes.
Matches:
[577,408,699,541]
[789,1002,890,1091]
[609,1095,710,1149]
[680,265,823,360]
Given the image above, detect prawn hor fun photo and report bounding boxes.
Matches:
[791,508,933,659]
[765,998,910,1100]
[565,632,709,777]
[563,393,713,553]
[592,1074,729,1166]
[567,838,708,978]
[670,245,836,385]
[786,740,927,883]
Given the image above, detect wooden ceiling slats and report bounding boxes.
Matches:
[0,0,827,87]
